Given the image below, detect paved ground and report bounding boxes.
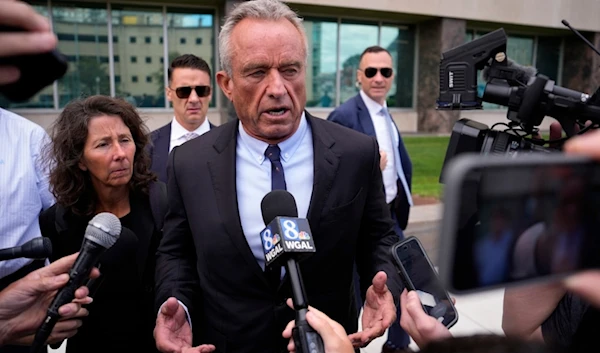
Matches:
[362,203,506,352]
[51,203,507,353]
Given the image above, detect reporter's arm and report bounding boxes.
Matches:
[502,283,566,341]
[0,253,97,346]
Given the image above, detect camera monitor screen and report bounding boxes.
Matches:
[440,155,600,293]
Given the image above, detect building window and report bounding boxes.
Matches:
[0,5,214,110]
[52,4,110,108]
[303,18,338,108]
[195,37,202,45]
[112,5,164,107]
[338,21,379,104]
[380,24,415,108]
[303,18,415,108]
[536,36,562,81]
[180,37,186,44]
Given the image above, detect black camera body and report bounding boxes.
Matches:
[438,27,600,181]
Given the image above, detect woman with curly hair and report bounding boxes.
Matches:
[39,95,165,353]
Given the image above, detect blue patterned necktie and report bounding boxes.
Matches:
[264,144,286,289]
[265,144,287,190]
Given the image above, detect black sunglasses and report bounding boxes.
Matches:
[363,67,393,78]
[171,85,211,99]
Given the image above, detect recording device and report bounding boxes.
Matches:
[439,153,600,293]
[0,237,52,261]
[260,190,324,353]
[0,26,68,102]
[391,237,458,328]
[30,212,121,353]
[437,24,600,179]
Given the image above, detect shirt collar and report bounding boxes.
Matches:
[238,111,308,164]
[360,90,388,117]
[171,116,210,140]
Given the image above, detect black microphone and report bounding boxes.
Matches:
[0,237,52,261]
[483,58,591,108]
[30,212,121,353]
[481,57,537,84]
[260,190,324,353]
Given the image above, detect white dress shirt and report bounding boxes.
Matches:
[169,116,210,152]
[360,90,400,204]
[0,108,54,279]
[236,112,314,270]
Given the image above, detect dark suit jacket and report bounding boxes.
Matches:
[39,191,161,353]
[327,94,412,230]
[155,113,403,353]
[148,120,214,183]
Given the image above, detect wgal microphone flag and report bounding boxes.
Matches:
[261,217,315,266]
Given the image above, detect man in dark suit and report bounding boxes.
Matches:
[328,46,413,352]
[153,1,402,353]
[148,54,214,183]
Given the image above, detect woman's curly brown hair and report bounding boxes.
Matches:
[45,95,156,216]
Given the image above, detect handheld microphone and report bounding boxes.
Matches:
[0,237,52,261]
[260,190,324,353]
[30,212,121,353]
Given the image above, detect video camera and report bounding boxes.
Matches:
[437,27,600,178]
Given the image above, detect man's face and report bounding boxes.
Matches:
[167,67,212,131]
[357,51,394,105]
[216,18,306,144]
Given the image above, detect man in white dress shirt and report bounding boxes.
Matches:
[328,45,413,352]
[149,54,214,182]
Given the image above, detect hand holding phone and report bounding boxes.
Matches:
[399,289,453,348]
[391,237,458,328]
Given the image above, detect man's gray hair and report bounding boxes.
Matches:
[219,0,308,76]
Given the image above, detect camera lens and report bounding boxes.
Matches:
[402,245,408,250]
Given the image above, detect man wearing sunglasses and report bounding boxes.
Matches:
[149,54,215,183]
[328,45,413,353]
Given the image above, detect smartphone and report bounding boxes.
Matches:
[0,26,68,102]
[392,237,459,328]
[439,153,600,294]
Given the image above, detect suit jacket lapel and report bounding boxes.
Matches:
[355,95,376,137]
[306,113,340,229]
[207,122,268,285]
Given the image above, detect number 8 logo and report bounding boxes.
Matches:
[262,229,273,250]
[282,219,299,240]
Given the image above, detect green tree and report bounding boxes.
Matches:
[152,51,181,97]
[59,56,111,105]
